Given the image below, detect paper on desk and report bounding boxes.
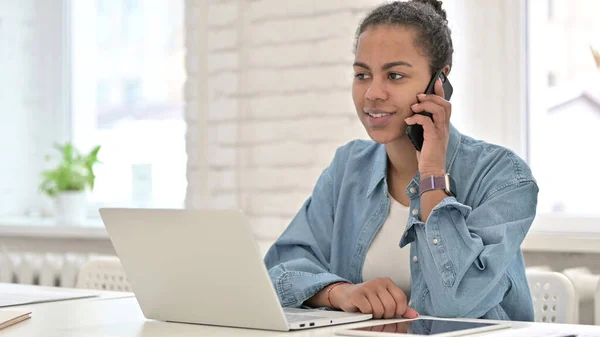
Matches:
[0,310,31,330]
[487,325,600,337]
[0,283,97,307]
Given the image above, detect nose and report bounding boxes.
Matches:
[365,78,388,102]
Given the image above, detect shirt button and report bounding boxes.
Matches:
[409,187,417,195]
[412,209,419,216]
[408,300,413,307]
[413,256,418,263]
[433,238,439,245]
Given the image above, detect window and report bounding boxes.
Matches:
[527,1,600,219]
[70,0,187,214]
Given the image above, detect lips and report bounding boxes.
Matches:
[364,109,396,126]
[364,109,396,118]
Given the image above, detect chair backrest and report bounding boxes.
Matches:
[76,255,131,292]
[526,270,578,324]
[562,267,600,325]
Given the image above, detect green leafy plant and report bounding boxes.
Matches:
[39,143,101,197]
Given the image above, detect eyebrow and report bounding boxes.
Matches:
[353,61,413,71]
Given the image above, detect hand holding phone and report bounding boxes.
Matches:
[405,69,453,151]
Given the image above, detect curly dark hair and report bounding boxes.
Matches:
[354,0,453,75]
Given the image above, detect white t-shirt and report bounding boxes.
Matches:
[361,194,412,294]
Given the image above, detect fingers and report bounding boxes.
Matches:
[410,101,447,128]
[376,288,397,319]
[344,279,419,320]
[417,86,452,121]
[365,288,385,319]
[405,114,436,138]
[350,292,373,315]
[385,282,410,317]
[403,307,420,319]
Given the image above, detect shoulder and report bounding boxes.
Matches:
[454,134,537,201]
[459,135,534,182]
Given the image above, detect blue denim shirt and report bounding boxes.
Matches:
[264,125,538,321]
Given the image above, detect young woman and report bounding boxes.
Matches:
[264,0,538,321]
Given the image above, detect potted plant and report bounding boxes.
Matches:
[39,143,101,225]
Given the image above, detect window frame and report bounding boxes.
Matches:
[524,0,600,235]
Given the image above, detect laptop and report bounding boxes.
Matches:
[99,208,372,331]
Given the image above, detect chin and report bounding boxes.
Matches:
[365,128,405,144]
[358,112,408,145]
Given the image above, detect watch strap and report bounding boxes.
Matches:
[419,175,448,196]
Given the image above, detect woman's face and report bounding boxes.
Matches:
[352,25,433,144]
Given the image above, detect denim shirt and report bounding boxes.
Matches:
[263,125,538,321]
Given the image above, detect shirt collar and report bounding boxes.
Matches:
[366,124,462,197]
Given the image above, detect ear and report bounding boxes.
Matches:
[442,65,451,77]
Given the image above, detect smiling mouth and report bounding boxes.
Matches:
[365,110,395,118]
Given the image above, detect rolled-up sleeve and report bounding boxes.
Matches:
[401,179,538,317]
[264,167,349,308]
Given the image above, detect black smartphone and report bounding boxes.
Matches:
[405,69,453,151]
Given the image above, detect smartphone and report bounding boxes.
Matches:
[405,69,453,151]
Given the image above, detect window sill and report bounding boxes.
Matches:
[522,214,600,253]
[0,217,108,240]
[522,231,600,254]
[1,216,599,254]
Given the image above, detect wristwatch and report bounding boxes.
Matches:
[419,173,456,197]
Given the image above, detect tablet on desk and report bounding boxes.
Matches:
[335,318,511,337]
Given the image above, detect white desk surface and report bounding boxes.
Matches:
[1,295,600,337]
[0,282,134,307]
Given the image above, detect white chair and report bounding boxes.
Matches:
[562,267,600,325]
[76,255,131,292]
[527,269,579,324]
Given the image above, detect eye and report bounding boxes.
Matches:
[388,73,404,80]
[354,73,371,80]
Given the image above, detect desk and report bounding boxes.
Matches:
[0,282,134,308]
[2,296,600,337]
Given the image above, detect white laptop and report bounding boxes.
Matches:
[99,208,372,331]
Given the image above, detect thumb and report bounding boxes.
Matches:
[401,307,419,319]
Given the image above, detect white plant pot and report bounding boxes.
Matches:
[54,191,87,226]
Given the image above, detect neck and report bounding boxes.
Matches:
[385,136,419,181]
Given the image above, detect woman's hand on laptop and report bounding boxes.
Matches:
[330,278,419,319]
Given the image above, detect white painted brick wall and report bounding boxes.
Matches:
[185,1,379,242]
[184,0,373,240]
[208,29,238,51]
[207,2,239,27]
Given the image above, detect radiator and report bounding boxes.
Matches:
[0,251,89,288]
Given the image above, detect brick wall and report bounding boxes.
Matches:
[185,0,380,242]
